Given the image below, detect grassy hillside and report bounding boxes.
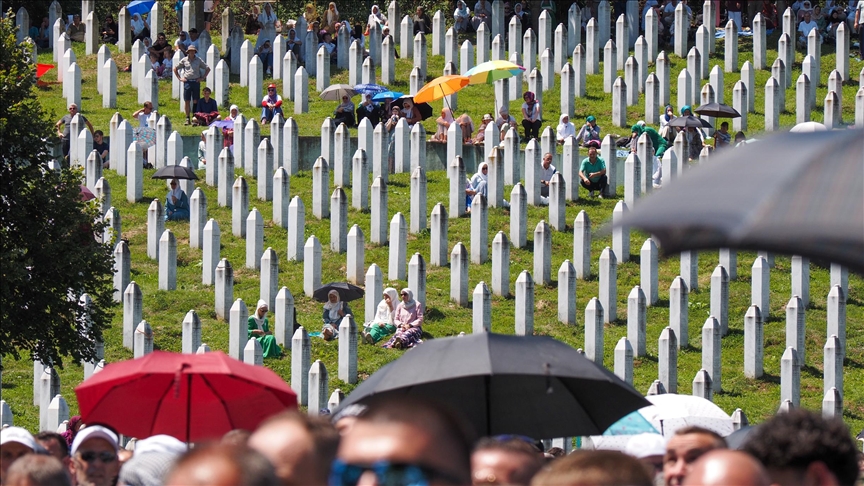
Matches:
[2,27,862,437]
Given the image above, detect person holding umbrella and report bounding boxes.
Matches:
[382,288,424,349]
[165,179,190,221]
[248,301,281,358]
[322,290,352,341]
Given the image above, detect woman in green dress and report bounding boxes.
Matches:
[248,300,282,358]
[362,287,399,344]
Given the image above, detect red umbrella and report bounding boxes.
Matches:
[75,351,297,442]
[80,185,96,201]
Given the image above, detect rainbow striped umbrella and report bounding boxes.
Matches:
[464,60,525,85]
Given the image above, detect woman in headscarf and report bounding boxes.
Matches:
[322,290,351,340]
[333,94,355,127]
[456,113,474,143]
[62,416,83,448]
[514,2,527,21]
[248,300,281,358]
[164,179,190,221]
[660,104,675,128]
[325,2,340,34]
[382,288,424,349]
[432,108,455,142]
[555,114,576,144]
[285,27,302,59]
[454,1,472,33]
[256,2,278,49]
[467,162,489,204]
[304,3,318,24]
[472,113,493,144]
[385,105,401,172]
[363,287,398,344]
[401,99,423,126]
[574,115,601,146]
[223,104,240,149]
[357,94,381,126]
[367,5,387,31]
[521,91,542,140]
[130,13,150,42]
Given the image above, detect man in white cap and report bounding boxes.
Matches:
[69,426,120,486]
[625,433,668,485]
[1,426,38,480]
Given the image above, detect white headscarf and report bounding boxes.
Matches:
[228,105,240,120]
[556,114,576,140]
[323,290,342,321]
[168,179,184,202]
[376,287,399,324]
[455,1,470,17]
[472,162,488,185]
[399,288,417,310]
[252,299,268,330]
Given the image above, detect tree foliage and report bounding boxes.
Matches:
[0,12,114,369]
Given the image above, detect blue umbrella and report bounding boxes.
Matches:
[353,83,388,95]
[372,91,403,101]
[602,410,659,436]
[127,0,155,16]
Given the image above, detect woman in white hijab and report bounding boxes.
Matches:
[322,289,351,340]
[454,1,471,33]
[164,179,189,221]
[382,288,424,349]
[247,300,281,358]
[469,162,489,200]
[256,2,278,49]
[368,4,387,31]
[363,287,398,344]
[555,113,576,144]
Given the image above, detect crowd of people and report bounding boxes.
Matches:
[1,403,861,486]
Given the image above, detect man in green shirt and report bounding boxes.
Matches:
[579,146,608,198]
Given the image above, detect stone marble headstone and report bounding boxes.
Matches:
[303,236,322,297]
[744,305,764,378]
[214,259,233,320]
[614,337,633,385]
[389,213,407,280]
[658,327,678,393]
[599,247,618,323]
[291,327,310,404]
[584,298,604,363]
[450,242,469,306]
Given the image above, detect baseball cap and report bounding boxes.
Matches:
[268,83,277,89]
[624,433,667,459]
[0,427,38,451]
[71,425,119,455]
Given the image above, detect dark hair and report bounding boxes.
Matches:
[531,450,652,486]
[673,426,727,449]
[93,130,104,137]
[742,409,860,485]
[35,431,69,458]
[474,437,544,485]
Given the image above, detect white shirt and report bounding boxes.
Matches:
[858,0,864,24]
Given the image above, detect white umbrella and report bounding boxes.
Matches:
[641,394,733,437]
[789,121,827,133]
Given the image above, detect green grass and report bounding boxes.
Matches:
[3,31,862,437]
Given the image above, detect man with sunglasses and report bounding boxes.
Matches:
[69,426,120,486]
[332,396,473,486]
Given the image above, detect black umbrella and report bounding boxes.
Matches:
[336,333,650,438]
[394,95,434,120]
[668,115,712,129]
[695,102,741,118]
[151,165,199,180]
[313,282,365,303]
[615,128,864,273]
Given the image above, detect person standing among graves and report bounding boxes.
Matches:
[248,300,282,358]
[55,103,95,161]
[67,14,86,42]
[521,91,542,140]
[856,0,864,60]
[382,288,424,349]
[362,287,399,344]
[575,115,602,146]
[579,145,608,197]
[539,152,557,197]
[256,2,278,50]
[193,87,220,126]
[321,290,351,341]
[203,0,218,32]
[385,105,401,171]
[164,179,189,221]
[173,44,210,126]
[92,130,110,168]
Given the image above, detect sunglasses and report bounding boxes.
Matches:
[401,293,408,296]
[330,460,462,486]
[170,182,177,186]
[78,451,118,463]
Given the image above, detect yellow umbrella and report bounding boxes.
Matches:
[413,75,471,104]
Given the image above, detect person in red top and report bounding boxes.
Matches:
[260,83,284,124]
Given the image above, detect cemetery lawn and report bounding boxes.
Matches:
[3,32,862,435]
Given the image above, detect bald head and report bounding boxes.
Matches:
[682,450,770,486]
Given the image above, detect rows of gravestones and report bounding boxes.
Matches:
[6,0,859,431]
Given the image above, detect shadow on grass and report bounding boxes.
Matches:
[425,307,447,321]
[758,373,780,385]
